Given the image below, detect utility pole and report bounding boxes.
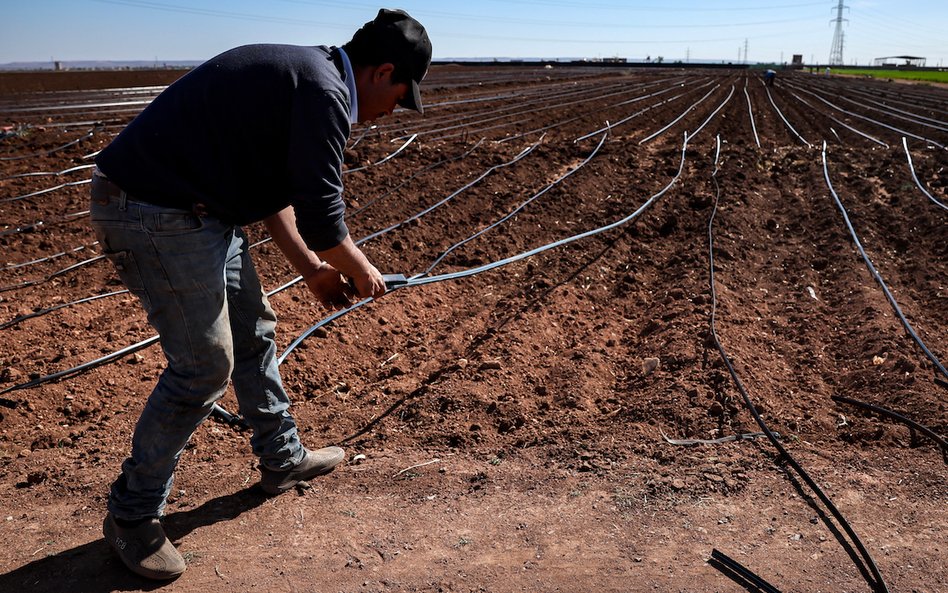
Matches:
[744,38,749,64]
[829,0,848,65]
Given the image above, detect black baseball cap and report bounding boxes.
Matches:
[349,9,432,114]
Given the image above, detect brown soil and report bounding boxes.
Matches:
[0,66,946,593]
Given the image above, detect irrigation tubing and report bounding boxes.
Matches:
[0,133,545,397]
[0,163,96,181]
[3,242,98,270]
[279,131,688,364]
[790,84,945,150]
[707,135,890,593]
[763,84,811,148]
[386,77,633,140]
[1,178,91,204]
[0,289,129,331]
[387,78,629,141]
[0,209,90,238]
[282,128,602,362]
[0,129,97,161]
[743,80,761,149]
[348,139,484,218]
[806,85,948,134]
[708,549,782,593]
[902,137,948,213]
[344,134,417,174]
[574,79,713,143]
[638,85,720,145]
[0,255,107,294]
[495,78,684,144]
[788,91,889,148]
[849,89,948,125]
[822,142,948,386]
[417,129,608,278]
[685,85,735,142]
[832,395,948,463]
[357,136,543,246]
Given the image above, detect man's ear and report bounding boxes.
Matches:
[374,63,396,82]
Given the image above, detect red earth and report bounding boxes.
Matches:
[0,65,946,592]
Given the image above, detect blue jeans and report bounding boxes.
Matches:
[90,175,304,520]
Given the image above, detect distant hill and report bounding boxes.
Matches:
[0,60,202,71]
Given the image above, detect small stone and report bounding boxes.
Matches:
[708,402,724,416]
[872,355,886,366]
[671,478,686,490]
[0,367,23,382]
[642,358,660,375]
[479,360,502,371]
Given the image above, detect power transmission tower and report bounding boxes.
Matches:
[829,0,848,65]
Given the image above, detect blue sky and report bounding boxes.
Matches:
[3,1,946,66]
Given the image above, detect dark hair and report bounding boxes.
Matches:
[341,9,431,112]
[341,9,431,86]
[341,39,410,84]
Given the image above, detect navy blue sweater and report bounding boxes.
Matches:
[96,44,350,251]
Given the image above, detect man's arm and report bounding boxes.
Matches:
[264,207,385,309]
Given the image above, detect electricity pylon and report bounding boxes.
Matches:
[829,0,848,65]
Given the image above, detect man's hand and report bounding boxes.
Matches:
[303,263,355,310]
[349,264,387,299]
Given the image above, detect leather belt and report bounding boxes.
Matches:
[92,168,209,217]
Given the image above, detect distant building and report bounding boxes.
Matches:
[873,55,926,67]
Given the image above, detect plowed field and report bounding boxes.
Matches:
[1,65,946,592]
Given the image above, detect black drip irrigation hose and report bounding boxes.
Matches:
[687,85,735,142]
[3,242,98,271]
[790,84,945,150]
[762,83,811,148]
[0,209,90,238]
[638,84,720,145]
[707,135,890,593]
[788,90,889,148]
[344,134,417,174]
[574,79,715,143]
[280,131,689,364]
[356,135,543,246]
[0,163,95,181]
[348,139,484,218]
[0,132,546,414]
[743,80,761,149]
[832,395,948,464]
[390,77,635,141]
[418,129,607,278]
[0,289,128,330]
[1,178,91,204]
[0,128,97,162]
[822,142,948,388]
[708,548,782,593]
[0,255,107,294]
[902,137,948,213]
[495,78,681,144]
[797,81,948,134]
